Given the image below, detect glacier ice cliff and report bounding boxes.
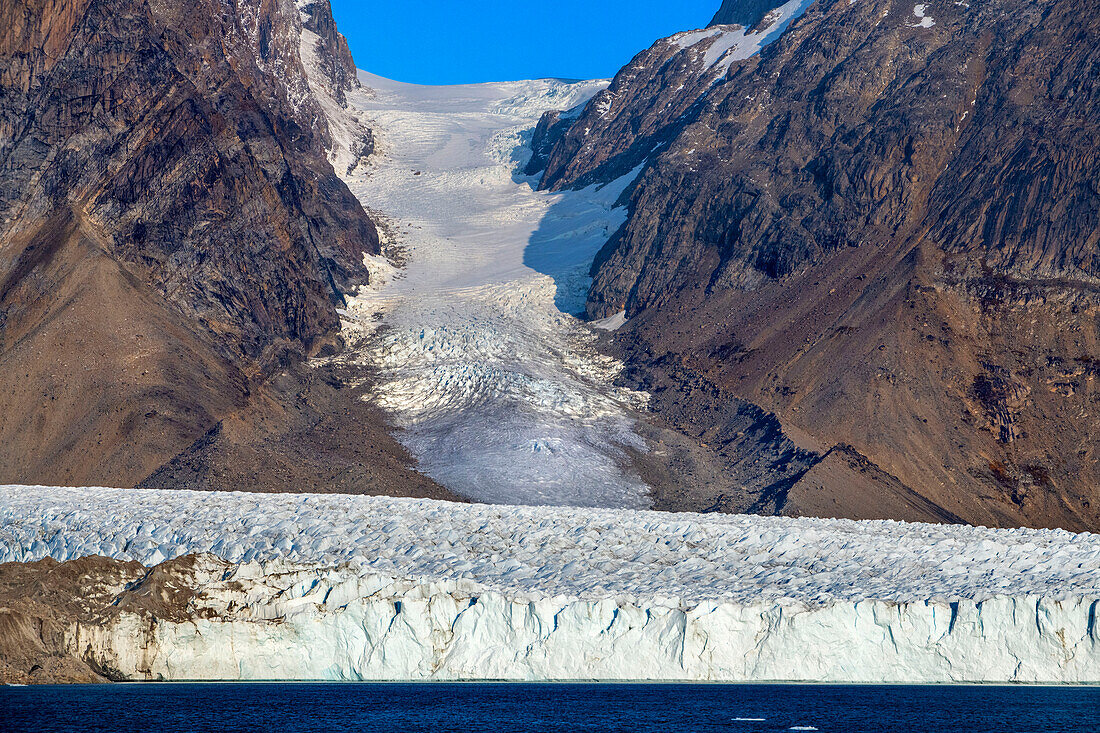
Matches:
[2,487,1098,682]
[71,559,1100,683]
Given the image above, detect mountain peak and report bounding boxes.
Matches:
[710,0,792,28]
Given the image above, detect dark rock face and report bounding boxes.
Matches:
[0,556,145,683]
[540,0,1100,530]
[1,0,376,365]
[537,29,717,191]
[525,110,575,177]
[139,360,466,503]
[710,0,790,27]
[0,554,228,684]
[0,0,438,489]
[300,0,360,107]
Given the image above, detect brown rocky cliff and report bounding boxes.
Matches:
[300,0,359,107]
[0,0,442,490]
[0,0,376,359]
[537,0,1100,530]
[0,555,222,684]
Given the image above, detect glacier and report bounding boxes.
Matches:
[3,486,1099,683]
[318,70,654,509]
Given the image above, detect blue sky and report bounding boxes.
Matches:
[330,1,719,85]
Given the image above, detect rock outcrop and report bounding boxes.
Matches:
[536,0,1100,530]
[0,0,444,493]
[1,0,374,363]
[711,0,793,26]
[299,0,359,108]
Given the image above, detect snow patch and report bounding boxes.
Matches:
[672,28,726,51]
[671,0,816,78]
[910,3,936,27]
[591,311,628,331]
[361,252,398,289]
[297,25,362,172]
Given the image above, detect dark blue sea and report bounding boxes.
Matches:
[1,682,1097,732]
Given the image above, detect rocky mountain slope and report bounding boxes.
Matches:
[711,0,791,26]
[0,0,451,497]
[535,0,1100,530]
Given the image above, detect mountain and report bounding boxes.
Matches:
[0,0,453,499]
[534,0,1100,530]
[710,0,790,26]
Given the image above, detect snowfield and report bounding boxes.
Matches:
[2,486,1099,682]
[320,72,652,509]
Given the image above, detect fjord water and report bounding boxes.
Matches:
[3,683,1097,732]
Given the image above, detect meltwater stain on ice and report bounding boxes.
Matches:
[328,72,651,508]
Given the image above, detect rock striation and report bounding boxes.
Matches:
[0,0,374,364]
[0,0,445,493]
[535,0,1100,530]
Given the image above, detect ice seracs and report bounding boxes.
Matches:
[2,486,1099,683]
[3,486,1099,606]
[72,560,1100,683]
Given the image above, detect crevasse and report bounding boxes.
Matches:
[75,565,1099,683]
[3,487,1099,683]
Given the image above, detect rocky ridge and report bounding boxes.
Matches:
[711,0,793,26]
[0,0,449,496]
[534,0,1100,530]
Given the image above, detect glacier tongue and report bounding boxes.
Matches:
[321,71,653,509]
[3,486,1099,682]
